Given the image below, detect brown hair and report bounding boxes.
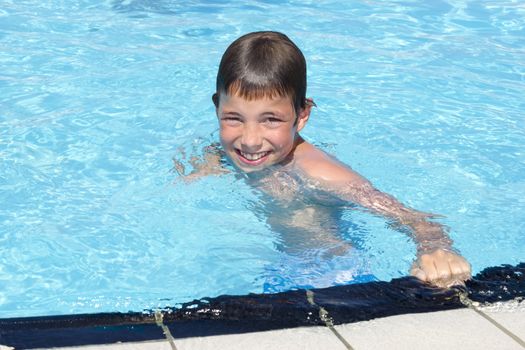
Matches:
[213,31,307,113]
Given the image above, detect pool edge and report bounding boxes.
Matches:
[0,262,523,349]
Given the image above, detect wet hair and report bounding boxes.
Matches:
[213,31,307,113]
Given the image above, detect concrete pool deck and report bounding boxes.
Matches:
[13,300,524,350]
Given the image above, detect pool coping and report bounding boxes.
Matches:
[0,262,523,349]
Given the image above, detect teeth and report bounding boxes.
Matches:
[240,151,268,161]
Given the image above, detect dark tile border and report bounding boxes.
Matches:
[0,262,523,349]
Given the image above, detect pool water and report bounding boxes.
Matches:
[1,0,524,318]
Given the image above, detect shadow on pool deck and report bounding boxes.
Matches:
[0,262,523,349]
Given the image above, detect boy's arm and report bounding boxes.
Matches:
[299,151,471,288]
[347,181,471,287]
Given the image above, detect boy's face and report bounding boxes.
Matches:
[216,93,310,173]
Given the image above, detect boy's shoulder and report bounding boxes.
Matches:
[293,141,368,186]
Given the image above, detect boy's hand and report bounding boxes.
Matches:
[410,249,471,288]
[172,143,228,182]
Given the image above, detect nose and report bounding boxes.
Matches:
[240,123,262,151]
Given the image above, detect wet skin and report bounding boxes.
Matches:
[209,93,472,288]
[216,93,309,173]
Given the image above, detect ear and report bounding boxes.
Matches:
[296,98,314,132]
[212,93,219,108]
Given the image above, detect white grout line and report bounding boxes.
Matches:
[306,290,355,350]
[459,294,525,349]
[155,310,178,350]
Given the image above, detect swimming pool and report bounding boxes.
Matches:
[1,0,524,320]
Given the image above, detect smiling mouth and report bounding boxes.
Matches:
[236,150,271,165]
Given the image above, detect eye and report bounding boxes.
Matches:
[221,116,242,126]
[264,117,283,127]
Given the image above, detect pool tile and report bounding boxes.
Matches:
[173,326,348,350]
[0,323,165,349]
[162,289,323,330]
[480,300,525,342]
[310,277,465,325]
[334,309,524,350]
[35,339,173,350]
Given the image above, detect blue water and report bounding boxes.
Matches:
[1,0,524,318]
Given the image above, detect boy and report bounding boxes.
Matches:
[178,31,471,288]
